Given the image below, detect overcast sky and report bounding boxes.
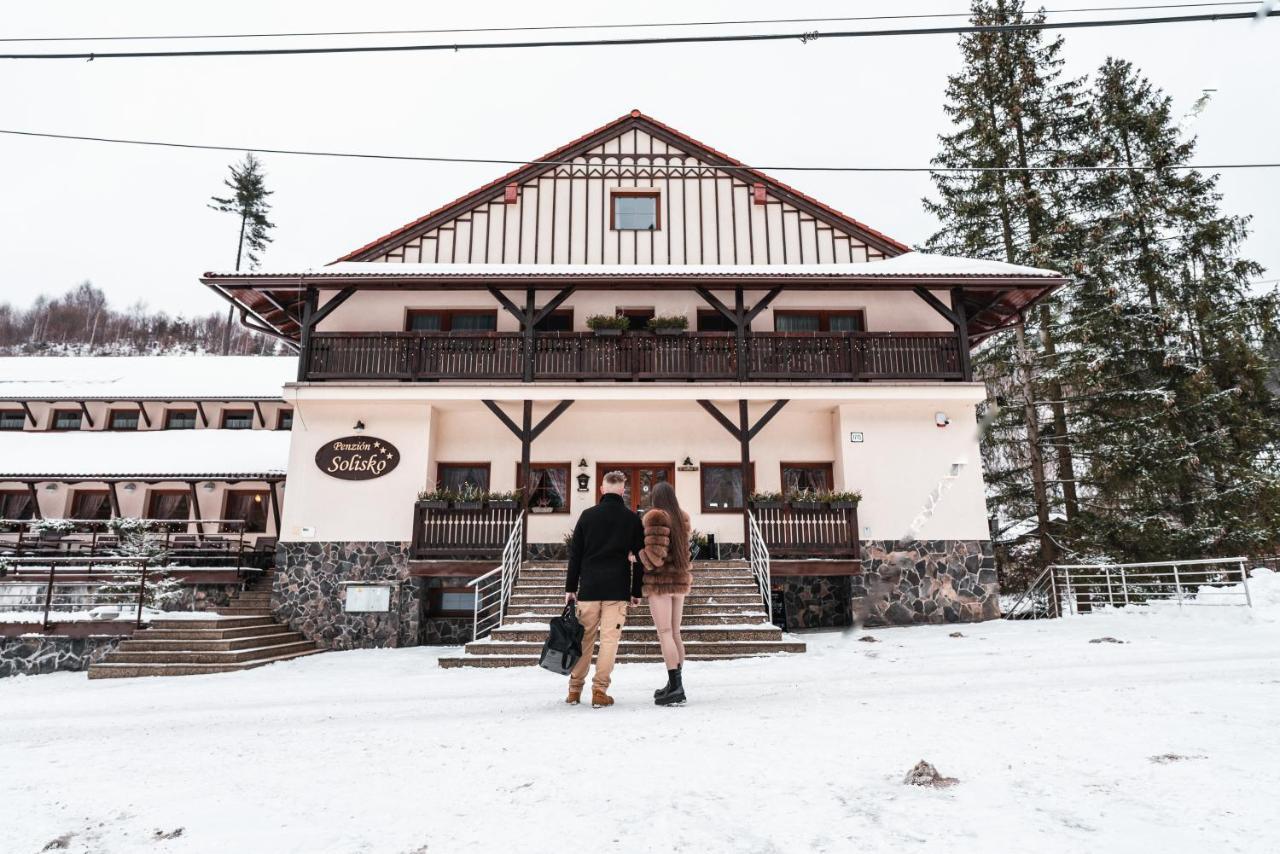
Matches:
[2,1,1276,316]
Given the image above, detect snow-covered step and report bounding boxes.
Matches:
[510,592,761,606]
[105,640,317,666]
[501,612,770,626]
[488,625,784,643]
[462,640,806,657]
[87,648,320,679]
[438,652,789,668]
[119,630,306,652]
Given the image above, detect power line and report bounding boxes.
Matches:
[1,11,1275,61]
[0,2,1256,43]
[2,128,1278,173]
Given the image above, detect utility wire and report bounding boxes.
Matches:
[7,126,1280,175]
[1,11,1275,60]
[0,2,1256,43]
[2,128,1277,173]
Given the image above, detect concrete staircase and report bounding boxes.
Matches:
[439,561,805,668]
[88,571,321,679]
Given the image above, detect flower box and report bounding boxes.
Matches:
[488,499,519,509]
[829,500,858,509]
[789,501,826,511]
[418,500,448,510]
[592,328,623,337]
[654,327,685,336]
[750,500,783,510]
[454,501,484,510]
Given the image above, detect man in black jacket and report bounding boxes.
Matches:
[565,470,645,708]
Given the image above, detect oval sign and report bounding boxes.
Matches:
[315,435,400,480]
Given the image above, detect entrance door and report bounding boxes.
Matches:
[595,463,675,512]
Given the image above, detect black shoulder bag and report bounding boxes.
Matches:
[539,602,584,675]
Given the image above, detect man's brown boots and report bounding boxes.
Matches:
[591,690,614,709]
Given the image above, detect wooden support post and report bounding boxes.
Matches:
[26,481,42,519]
[296,287,318,383]
[267,481,282,537]
[107,482,121,517]
[134,401,152,428]
[252,400,267,428]
[522,289,536,383]
[738,400,752,556]
[734,288,748,382]
[520,401,533,558]
[188,482,204,537]
[950,287,973,381]
[20,401,37,428]
[78,401,95,429]
[194,400,210,428]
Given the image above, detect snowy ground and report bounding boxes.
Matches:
[4,584,1279,854]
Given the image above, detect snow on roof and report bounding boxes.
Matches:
[0,430,290,479]
[206,252,1064,281]
[0,356,295,401]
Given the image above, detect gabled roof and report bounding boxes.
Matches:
[334,109,911,263]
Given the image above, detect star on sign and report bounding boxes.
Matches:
[373,441,382,448]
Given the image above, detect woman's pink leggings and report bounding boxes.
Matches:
[647,593,686,670]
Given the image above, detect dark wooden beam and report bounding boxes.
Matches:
[529,400,575,442]
[26,482,42,520]
[738,400,753,557]
[188,482,204,536]
[519,401,533,558]
[532,286,577,327]
[19,401,36,428]
[78,401,95,429]
[694,287,737,325]
[747,399,790,441]
[267,482,282,537]
[252,401,266,428]
[296,288,318,383]
[695,400,742,441]
[134,401,152,429]
[309,285,357,327]
[950,287,974,382]
[913,286,961,328]
[481,400,524,440]
[487,286,528,324]
[107,482,121,517]
[744,286,784,324]
[194,400,210,428]
[735,288,748,381]
[522,289,536,383]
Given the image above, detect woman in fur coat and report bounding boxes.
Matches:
[639,481,693,705]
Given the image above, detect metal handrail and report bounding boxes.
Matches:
[1002,566,1056,620]
[465,512,524,640]
[0,556,153,629]
[747,511,772,617]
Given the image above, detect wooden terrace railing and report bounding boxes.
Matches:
[752,503,861,559]
[410,504,523,560]
[306,331,964,383]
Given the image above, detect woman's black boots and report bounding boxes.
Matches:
[655,666,686,706]
[654,663,682,699]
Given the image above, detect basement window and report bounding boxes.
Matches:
[611,192,660,231]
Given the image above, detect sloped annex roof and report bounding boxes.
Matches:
[0,430,290,480]
[334,109,911,263]
[0,356,294,401]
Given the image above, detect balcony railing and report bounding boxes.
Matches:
[752,503,860,558]
[305,331,964,383]
[410,503,522,560]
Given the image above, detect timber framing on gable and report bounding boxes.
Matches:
[335,110,910,265]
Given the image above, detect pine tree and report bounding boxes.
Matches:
[1061,58,1280,559]
[210,153,275,353]
[923,0,1087,566]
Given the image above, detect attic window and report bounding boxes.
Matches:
[611,191,660,231]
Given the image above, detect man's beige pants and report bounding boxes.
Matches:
[568,600,629,693]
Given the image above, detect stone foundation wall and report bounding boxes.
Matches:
[856,540,999,626]
[275,542,422,650]
[0,635,123,678]
[777,576,854,630]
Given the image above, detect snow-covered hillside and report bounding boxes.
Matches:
[3,574,1278,854]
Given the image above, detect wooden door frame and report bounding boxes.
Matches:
[594,462,676,511]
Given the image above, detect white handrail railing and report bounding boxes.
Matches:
[747,511,772,617]
[466,512,524,640]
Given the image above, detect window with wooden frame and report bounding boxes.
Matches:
[773,310,866,333]
[516,462,571,513]
[108,409,140,431]
[0,490,35,520]
[435,463,491,494]
[69,490,113,522]
[405,309,498,333]
[533,309,573,333]
[221,409,254,430]
[165,409,198,430]
[276,409,294,431]
[50,409,83,431]
[223,490,270,533]
[610,190,660,231]
[617,308,655,331]
[696,309,737,333]
[428,587,477,617]
[781,462,834,494]
[700,463,754,513]
[145,490,191,530]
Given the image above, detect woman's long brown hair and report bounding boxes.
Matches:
[649,481,689,562]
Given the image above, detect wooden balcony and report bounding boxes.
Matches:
[305,331,965,383]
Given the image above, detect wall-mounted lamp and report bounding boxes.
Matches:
[934,411,950,428]
[353,420,366,432]
[123,483,137,492]
[577,458,588,469]
[949,458,968,477]
[202,482,215,492]
[44,483,58,491]
[576,471,591,492]
[682,456,694,467]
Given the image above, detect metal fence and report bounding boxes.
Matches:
[0,556,159,629]
[1004,557,1255,620]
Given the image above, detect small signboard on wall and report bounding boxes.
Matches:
[344,584,392,613]
[849,432,864,443]
[315,436,400,480]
